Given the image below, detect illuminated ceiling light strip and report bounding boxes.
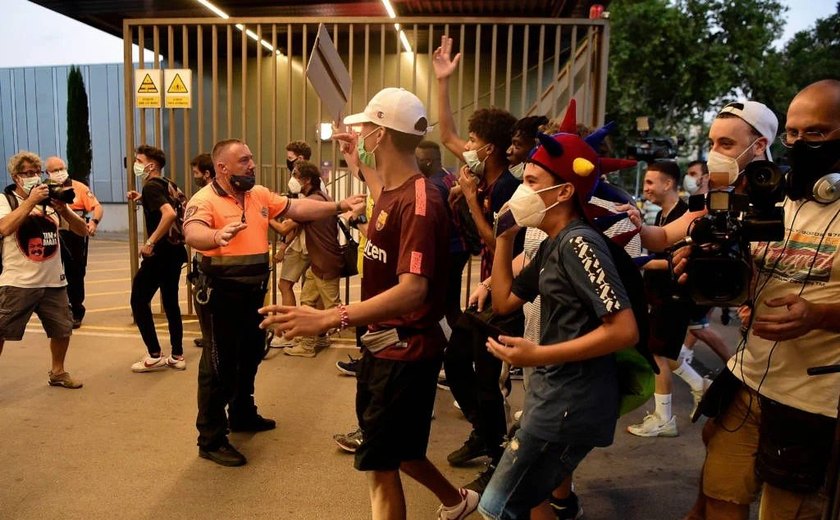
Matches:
[381,0,413,53]
[196,0,229,19]
[196,0,278,53]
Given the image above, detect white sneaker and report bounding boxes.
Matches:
[678,346,694,366]
[437,488,480,520]
[627,413,678,438]
[166,355,186,370]
[690,377,713,419]
[131,355,167,373]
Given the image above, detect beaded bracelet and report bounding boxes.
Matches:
[336,303,350,331]
[479,281,491,292]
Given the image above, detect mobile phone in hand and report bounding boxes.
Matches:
[495,209,517,237]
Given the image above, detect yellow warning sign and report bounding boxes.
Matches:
[164,69,192,108]
[138,74,158,93]
[134,69,162,108]
[167,74,188,94]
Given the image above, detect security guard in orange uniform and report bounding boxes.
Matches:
[44,156,103,328]
[184,138,363,467]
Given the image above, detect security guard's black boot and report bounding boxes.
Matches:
[199,442,247,467]
[229,414,276,433]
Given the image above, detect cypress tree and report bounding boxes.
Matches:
[66,65,92,184]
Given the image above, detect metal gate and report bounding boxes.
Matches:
[122,16,610,310]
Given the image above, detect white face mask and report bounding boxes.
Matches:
[49,169,69,184]
[683,174,700,195]
[287,176,302,194]
[508,182,563,228]
[463,143,490,176]
[133,162,149,180]
[706,138,758,185]
[21,176,41,195]
[509,162,526,180]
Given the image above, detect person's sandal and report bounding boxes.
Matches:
[48,371,83,389]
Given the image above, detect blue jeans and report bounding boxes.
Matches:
[478,428,593,520]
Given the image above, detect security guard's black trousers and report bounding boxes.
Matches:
[59,229,88,321]
[196,283,267,449]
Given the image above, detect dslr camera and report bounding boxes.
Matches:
[43,180,76,205]
[680,160,786,306]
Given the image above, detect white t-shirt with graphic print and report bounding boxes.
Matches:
[730,197,840,418]
[0,192,67,288]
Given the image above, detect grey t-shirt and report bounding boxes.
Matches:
[511,219,630,446]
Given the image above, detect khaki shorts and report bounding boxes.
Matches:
[299,270,340,310]
[0,286,73,340]
[279,248,310,284]
[703,386,825,518]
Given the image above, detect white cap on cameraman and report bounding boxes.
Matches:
[717,100,778,160]
[344,88,428,136]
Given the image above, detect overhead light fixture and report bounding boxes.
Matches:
[196,0,281,55]
[381,0,413,53]
[318,122,334,142]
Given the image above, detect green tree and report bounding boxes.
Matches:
[605,0,786,168]
[66,65,92,185]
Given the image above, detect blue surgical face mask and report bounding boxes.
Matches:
[357,127,380,169]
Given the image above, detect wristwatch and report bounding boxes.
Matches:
[145,239,154,247]
[349,215,368,229]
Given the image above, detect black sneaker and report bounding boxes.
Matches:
[199,442,247,467]
[336,356,360,376]
[464,462,496,494]
[229,414,276,432]
[550,492,583,520]
[509,366,524,380]
[447,431,489,466]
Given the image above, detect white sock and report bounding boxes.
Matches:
[654,393,672,421]
[674,360,704,392]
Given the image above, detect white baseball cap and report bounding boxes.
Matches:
[344,87,428,136]
[717,100,778,159]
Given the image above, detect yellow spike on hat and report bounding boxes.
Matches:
[573,158,595,177]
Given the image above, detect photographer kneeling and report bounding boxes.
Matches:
[630,86,840,520]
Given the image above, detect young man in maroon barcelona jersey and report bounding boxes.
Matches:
[259,87,479,520]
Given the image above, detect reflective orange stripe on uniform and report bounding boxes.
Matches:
[185,182,289,258]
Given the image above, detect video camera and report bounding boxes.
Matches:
[626,137,679,162]
[625,116,682,163]
[680,160,787,306]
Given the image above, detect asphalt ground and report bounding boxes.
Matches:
[0,237,752,519]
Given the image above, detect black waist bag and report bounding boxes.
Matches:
[755,396,836,494]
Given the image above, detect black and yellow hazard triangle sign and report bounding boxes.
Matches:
[137,74,158,93]
[167,74,188,94]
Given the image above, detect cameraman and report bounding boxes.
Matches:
[0,151,88,388]
[638,88,840,518]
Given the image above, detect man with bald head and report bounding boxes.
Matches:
[185,138,364,466]
[44,156,103,328]
[675,80,840,519]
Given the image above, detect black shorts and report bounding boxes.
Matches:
[648,301,692,360]
[354,352,441,471]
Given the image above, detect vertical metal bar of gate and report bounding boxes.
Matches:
[122,17,610,306]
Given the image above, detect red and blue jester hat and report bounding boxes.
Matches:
[528,99,645,261]
[527,100,658,410]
